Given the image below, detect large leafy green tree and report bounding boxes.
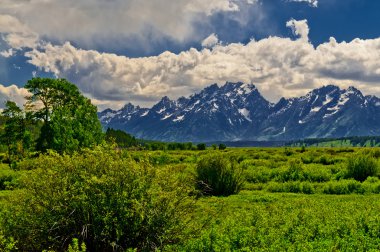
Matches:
[1,101,31,162]
[25,78,103,153]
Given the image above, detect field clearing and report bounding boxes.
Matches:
[1,146,380,251]
[172,192,380,251]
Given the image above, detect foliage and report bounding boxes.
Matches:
[166,142,194,151]
[218,143,227,150]
[196,154,244,196]
[170,193,380,251]
[1,101,31,162]
[323,180,364,194]
[142,141,195,151]
[289,136,380,147]
[25,78,103,153]
[0,164,18,190]
[0,232,17,252]
[105,128,139,148]
[346,154,379,182]
[66,238,86,252]
[0,147,193,251]
[197,143,206,150]
[2,146,380,250]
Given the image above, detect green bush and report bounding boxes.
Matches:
[0,147,193,251]
[196,154,244,196]
[276,160,304,182]
[218,144,227,150]
[0,165,18,190]
[303,165,332,182]
[323,180,364,194]
[244,166,271,183]
[266,181,315,194]
[347,155,379,182]
[317,155,336,165]
[197,143,206,150]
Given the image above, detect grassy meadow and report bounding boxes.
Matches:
[1,146,380,251]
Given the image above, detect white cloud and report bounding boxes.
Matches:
[186,0,240,15]
[286,19,309,42]
[289,0,318,8]
[0,48,14,58]
[0,0,256,48]
[0,84,29,109]
[1,11,379,111]
[201,33,219,48]
[23,20,380,109]
[0,14,39,49]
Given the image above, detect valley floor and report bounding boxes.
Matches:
[1,146,380,251]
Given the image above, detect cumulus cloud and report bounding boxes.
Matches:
[286,19,309,42]
[0,0,256,49]
[0,84,29,109]
[201,33,219,48]
[1,8,379,111]
[0,48,14,58]
[0,14,39,50]
[186,0,240,15]
[23,18,380,109]
[289,0,318,8]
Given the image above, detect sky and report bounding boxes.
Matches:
[0,0,380,110]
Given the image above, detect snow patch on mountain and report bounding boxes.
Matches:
[161,114,173,120]
[323,95,333,106]
[141,111,149,116]
[173,115,185,122]
[238,108,252,122]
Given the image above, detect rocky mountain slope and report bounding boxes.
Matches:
[99,82,380,142]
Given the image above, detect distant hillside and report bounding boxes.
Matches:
[99,82,380,142]
[288,136,380,147]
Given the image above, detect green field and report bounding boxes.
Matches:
[1,147,380,251]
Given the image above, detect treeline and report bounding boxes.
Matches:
[105,128,139,148]
[137,140,226,151]
[105,128,228,151]
[288,136,380,147]
[105,129,201,150]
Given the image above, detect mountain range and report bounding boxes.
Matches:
[98,82,380,142]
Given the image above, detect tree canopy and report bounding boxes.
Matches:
[1,101,31,162]
[25,78,103,153]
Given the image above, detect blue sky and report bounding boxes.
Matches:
[0,0,380,109]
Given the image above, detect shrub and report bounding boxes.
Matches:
[362,177,380,193]
[346,155,379,182]
[266,181,315,194]
[277,160,304,182]
[244,166,271,183]
[196,154,244,196]
[301,155,314,164]
[0,147,193,251]
[318,155,335,165]
[323,180,364,194]
[0,165,18,190]
[197,143,206,150]
[284,148,293,156]
[218,144,227,150]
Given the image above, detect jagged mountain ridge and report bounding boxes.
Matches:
[98,82,380,142]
